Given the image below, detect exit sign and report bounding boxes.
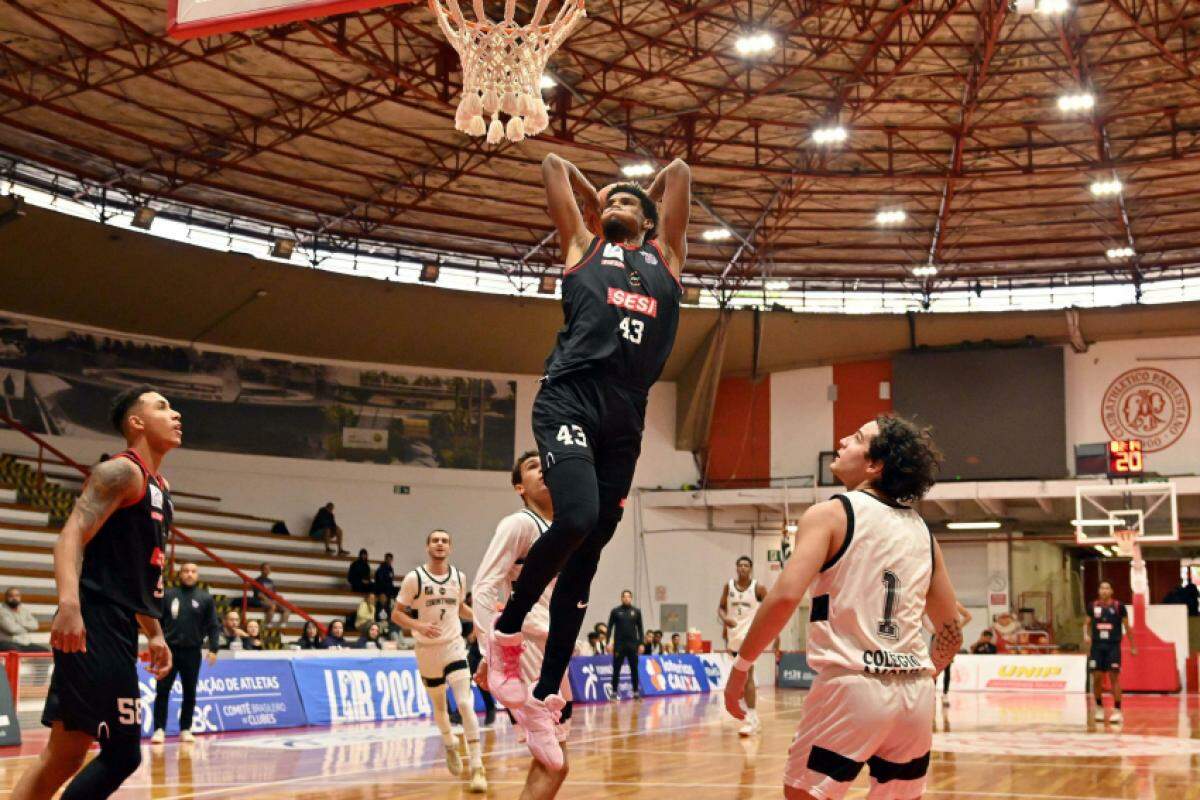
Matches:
[767,549,782,563]
[393,485,410,495]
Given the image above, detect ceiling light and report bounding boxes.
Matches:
[419,262,440,283]
[1038,0,1070,13]
[785,522,798,534]
[912,265,938,277]
[1071,518,1121,527]
[735,32,775,56]
[765,280,790,291]
[1106,246,1135,260]
[539,74,556,90]
[1057,92,1095,113]
[622,162,654,178]
[812,125,848,145]
[1090,178,1122,196]
[270,237,296,259]
[702,227,732,241]
[538,274,559,294]
[131,205,156,230]
[946,521,1002,530]
[876,209,906,225]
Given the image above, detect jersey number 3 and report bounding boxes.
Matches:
[877,569,901,640]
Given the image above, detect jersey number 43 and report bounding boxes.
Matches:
[557,424,588,447]
[619,317,644,344]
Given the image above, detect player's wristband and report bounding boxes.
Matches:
[733,655,754,672]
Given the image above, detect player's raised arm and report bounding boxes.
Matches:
[925,539,963,674]
[50,457,142,653]
[542,153,600,265]
[646,157,691,276]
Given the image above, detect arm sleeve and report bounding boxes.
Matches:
[397,572,418,607]
[473,515,534,655]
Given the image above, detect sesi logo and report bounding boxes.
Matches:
[606,287,658,318]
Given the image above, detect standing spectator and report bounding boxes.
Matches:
[310,501,348,556]
[295,620,323,649]
[347,549,373,594]
[375,553,397,599]
[322,619,347,649]
[218,609,246,650]
[248,563,289,630]
[242,619,263,651]
[354,593,377,634]
[0,587,47,652]
[607,590,645,699]
[970,629,998,654]
[355,622,385,649]
[151,563,220,743]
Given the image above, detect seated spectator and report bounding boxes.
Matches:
[669,633,683,654]
[242,619,263,651]
[642,630,656,655]
[310,501,348,556]
[970,629,998,654]
[992,610,1023,645]
[0,588,48,652]
[355,593,377,633]
[248,562,289,630]
[375,553,397,599]
[587,632,602,655]
[355,622,385,650]
[295,620,323,650]
[593,622,608,653]
[652,629,664,653]
[218,609,247,650]
[374,593,393,638]
[347,549,373,594]
[322,619,347,649]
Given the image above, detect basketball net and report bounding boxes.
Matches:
[1116,528,1149,628]
[428,0,587,143]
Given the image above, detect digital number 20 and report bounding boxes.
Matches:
[878,569,900,640]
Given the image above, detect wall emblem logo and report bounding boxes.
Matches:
[1101,367,1190,452]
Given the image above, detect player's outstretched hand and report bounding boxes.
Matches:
[50,601,86,653]
[723,667,749,721]
[147,634,173,679]
[474,660,489,691]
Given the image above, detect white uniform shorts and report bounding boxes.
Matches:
[785,671,934,800]
[415,638,469,686]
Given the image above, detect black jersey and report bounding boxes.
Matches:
[79,449,170,618]
[544,236,682,394]
[1089,599,1127,645]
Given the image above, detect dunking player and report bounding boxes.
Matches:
[487,153,690,769]
[1084,579,1136,724]
[13,386,177,800]
[473,450,574,798]
[392,531,486,793]
[718,555,768,736]
[724,416,963,800]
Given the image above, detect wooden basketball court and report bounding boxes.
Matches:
[2,689,1198,799]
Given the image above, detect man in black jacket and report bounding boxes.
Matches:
[310,502,348,556]
[347,549,373,593]
[607,590,644,700]
[375,552,397,599]
[151,562,220,743]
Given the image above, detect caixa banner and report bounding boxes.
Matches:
[292,656,434,725]
[639,654,711,697]
[138,659,306,737]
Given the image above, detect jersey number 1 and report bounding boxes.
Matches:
[877,570,900,640]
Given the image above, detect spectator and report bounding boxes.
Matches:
[295,620,323,649]
[355,622,385,650]
[374,592,393,638]
[652,630,664,653]
[355,593,377,633]
[669,632,683,654]
[0,588,47,652]
[587,631,602,655]
[1162,582,1200,617]
[992,610,1023,645]
[218,609,247,650]
[151,562,220,743]
[310,501,348,556]
[642,630,656,655]
[323,619,347,649]
[242,619,263,651]
[347,549,373,593]
[593,622,609,653]
[970,629,998,654]
[375,553,397,599]
[248,563,289,630]
[608,590,645,699]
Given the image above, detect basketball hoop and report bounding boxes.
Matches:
[1113,528,1138,559]
[428,0,587,144]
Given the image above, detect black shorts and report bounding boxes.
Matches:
[532,371,647,488]
[42,601,141,741]
[1088,644,1121,672]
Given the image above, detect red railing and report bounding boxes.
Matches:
[0,412,324,635]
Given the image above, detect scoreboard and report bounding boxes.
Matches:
[1107,440,1143,476]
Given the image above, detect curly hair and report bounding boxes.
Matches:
[866,414,943,504]
[608,183,659,240]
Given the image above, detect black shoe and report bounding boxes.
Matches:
[483,710,496,727]
[449,710,462,725]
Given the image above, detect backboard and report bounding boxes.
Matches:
[1073,481,1178,546]
[167,0,414,39]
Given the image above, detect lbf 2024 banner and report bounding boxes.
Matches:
[0,316,515,470]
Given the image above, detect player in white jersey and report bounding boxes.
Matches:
[393,530,486,793]
[473,450,573,799]
[718,555,768,736]
[724,416,963,800]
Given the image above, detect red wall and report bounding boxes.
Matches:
[706,376,771,486]
[833,360,893,448]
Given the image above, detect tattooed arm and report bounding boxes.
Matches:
[50,457,142,653]
[925,538,963,675]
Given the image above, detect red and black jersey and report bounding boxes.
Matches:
[543,236,682,394]
[79,449,170,618]
[1089,599,1127,645]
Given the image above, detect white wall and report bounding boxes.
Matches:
[770,366,834,481]
[1064,335,1200,475]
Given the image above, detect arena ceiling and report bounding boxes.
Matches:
[3,0,1200,301]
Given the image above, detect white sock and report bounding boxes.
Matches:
[450,670,483,768]
[427,683,457,747]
